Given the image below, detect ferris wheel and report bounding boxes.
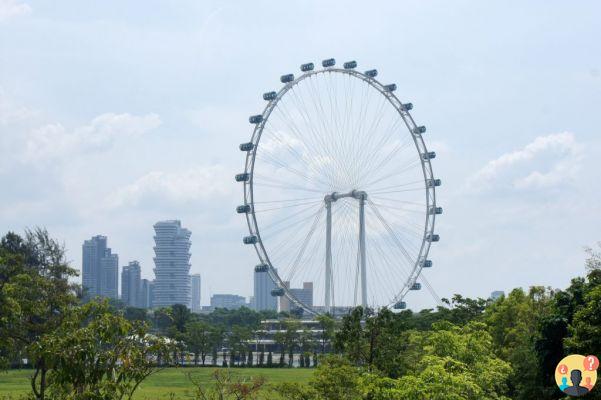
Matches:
[236,58,442,315]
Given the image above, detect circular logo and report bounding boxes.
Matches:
[555,354,598,397]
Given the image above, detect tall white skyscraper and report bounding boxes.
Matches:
[191,274,201,312]
[253,269,277,311]
[152,220,192,308]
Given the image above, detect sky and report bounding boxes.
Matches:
[1,0,600,309]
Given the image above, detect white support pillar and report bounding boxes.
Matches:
[324,190,367,312]
[358,194,367,309]
[325,200,332,314]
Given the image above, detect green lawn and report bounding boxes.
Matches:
[0,367,313,399]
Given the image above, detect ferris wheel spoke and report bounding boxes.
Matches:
[368,200,419,267]
[355,142,404,185]
[253,199,323,213]
[419,272,444,307]
[261,124,330,185]
[262,203,324,238]
[355,112,405,177]
[351,90,389,164]
[363,158,423,188]
[288,87,333,164]
[359,133,413,183]
[271,102,333,183]
[260,202,324,232]
[254,196,322,205]
[366,218,413,279]
[253,180,325,194]
[256,150,331,189]
[366,237,408,305]
[368,180,425,193]
[284,206,323,283]
[368,196,424,208]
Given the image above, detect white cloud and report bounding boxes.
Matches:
[0,89,35,124]
[466,132,584,191]
[108,165,234,209]
[23,113,161,163]
[0,0,31,20]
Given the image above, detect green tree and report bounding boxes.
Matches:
[485,287,554,399]
[123,307,149,324]
[186,321,212,365]
[171,303,192,333]
[31,300,173,400]
[0,229,79,398]
[316,314,335,354]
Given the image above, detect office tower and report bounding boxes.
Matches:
[82,235,118,300]
[280,282,313,312]
[210,294,246,310]
[253,269,277,311]
[140,279,153,309]
[121,261,142,307]
[191,274,201,312]
[152,220,192,308]
[101,249,118,299]
[82,235,107,298]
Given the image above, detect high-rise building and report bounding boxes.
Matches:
[140,279,153,309]
[210,294,246,310]
[152,220,192,308]
[191,274,201,312]
[280,281,313,312]
[100,249,119,299]
[121,261,142,307]
[82,235,107,298]
[253,270,277,311]
[82,235,118,300]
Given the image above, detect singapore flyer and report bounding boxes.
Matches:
[237,58,441,315]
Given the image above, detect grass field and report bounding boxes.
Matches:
[0,367,314,399]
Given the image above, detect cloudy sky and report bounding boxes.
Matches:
[1,0,600,308]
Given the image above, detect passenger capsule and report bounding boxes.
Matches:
[365,69,378,78]
[263,91,277,101]
[426,233,440,242]
[239,142,254,151]
[429,206,443,215]
[343,60,357,69]
[249,115,263,124]
[402,103,413,111]
[271,288,285,297]
[413,126,426,134]
[300,62,314,72]
[254,263,269,273]
[422,151,436,160]
[243,235,258,245]
[235,173,250,182]
[410,283,422,290]
[421,259,433,268]
[393,301,407,310]
[322,58,336,67]
[384,84,397,92]
[426,178,442,188]
[236,204,251,214]
[280,74,294,83]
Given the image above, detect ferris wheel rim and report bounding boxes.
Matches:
[241,65,438,315]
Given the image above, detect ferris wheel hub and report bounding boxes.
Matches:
[324,190,367,203]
